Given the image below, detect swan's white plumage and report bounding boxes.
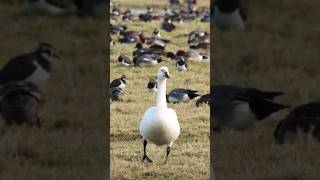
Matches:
[139,66,180,147]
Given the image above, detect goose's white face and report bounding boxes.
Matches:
[157,66,171,80]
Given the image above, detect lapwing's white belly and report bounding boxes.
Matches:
[214,8,245,30]
[25,61,50,85]
[140,107,180,146]
[118,82,126,90]
[228,102,256,129]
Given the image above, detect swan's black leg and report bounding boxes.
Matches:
[142,140,152,163]
[162,146,170,165]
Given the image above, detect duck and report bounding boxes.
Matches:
[175,57,188,71]
[214,0,247,30]
[146,78,157,92]
[0,42,58,86]
[138,33,169,49]
[133,54,162,66]
[188,30,210,44]
[176,50,209,61]
[212,85,289,131]
[117,55,133,66]
[132,43,164,58]
[119,30,142,43]
[196,93,210,107]
[167,88,199,103]
[110,87,124,102]
[189,42,210,50]
[110,75,127,90]
[161,18,176,32]
[274,102,320,145]
[139,66,180,164]
[0,81,42,128]
[139,7,161,22]
[110,24,127,35]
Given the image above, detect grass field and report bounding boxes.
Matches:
[212,0,320,179]
[0,2,107,180]
[110,1,210,179]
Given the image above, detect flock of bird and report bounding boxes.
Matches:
[110,0,210,164]
[212,0,320,146]
[0,1,105,128]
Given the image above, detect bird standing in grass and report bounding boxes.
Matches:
[110,75,127,90]
[176,57,188,71]
[167,88,199,103]
[147,78,157,92]
[140,66,180,165]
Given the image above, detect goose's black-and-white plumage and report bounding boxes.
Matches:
[212,85,288,130]
[25,0,69,15]
[110,75,127,90]
[175,57,188,71]
[274,102,320,145]
[0,42,57,86]
[147,78,157,92]
[117,55,133,66]
[110,87,124,102]
[140,66,180,164]
[133,54,162,66]
[196,93,210,107]
[214,0,247,30]
[0,81,42,128]
[167,88,199,103]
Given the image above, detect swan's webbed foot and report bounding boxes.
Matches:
[142,154,153,163]
[142,139,153,163]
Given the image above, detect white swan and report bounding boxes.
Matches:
[139,66,180,164]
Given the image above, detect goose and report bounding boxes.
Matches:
[274,102,320,145]
[133,43,163,57]
[0,42,58,86]
[110,87,124,102]
[175,57,188,71]
[176,50,209,61]
[196,93,210,107]
[133,54,162,66]
[119,31,142,43]
[214,0,247,30]
[161,18,176,32]
[0,81,42,128]
[147,78,157,92]
[117,55,133,66]
[139,66,180,164]
[189,42,210,50]
[188,30,209,44]
[212,85,289,130]
[110,75,127,90]
[167,88,199,103]
[110,24,127,35]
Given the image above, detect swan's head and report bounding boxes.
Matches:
[157,66,171,80]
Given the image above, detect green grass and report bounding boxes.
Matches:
[0,3,107,180]
[212,0,320,179]
[110,1,210,179]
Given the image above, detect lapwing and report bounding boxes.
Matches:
[110,87,124,102]
[176,57,188,71]
[196,93,211,107]
[274,102,320,145]
[212,85,289,130]
[151,28,161,39]
[147,78,157,92]
[0,42,58,86]
[110,75,127,90]
[117,55,133,67]
[167,88,199,103]
[214,0,247,30]
[0,81,43,128]
[25,0,69,15]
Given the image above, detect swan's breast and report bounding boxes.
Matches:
[140,107,180,146]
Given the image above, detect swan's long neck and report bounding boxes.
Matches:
[156,78,167,108]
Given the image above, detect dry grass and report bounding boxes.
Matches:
[110,1,210,179]
[212,0,320,179]
[0,2,107,180]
